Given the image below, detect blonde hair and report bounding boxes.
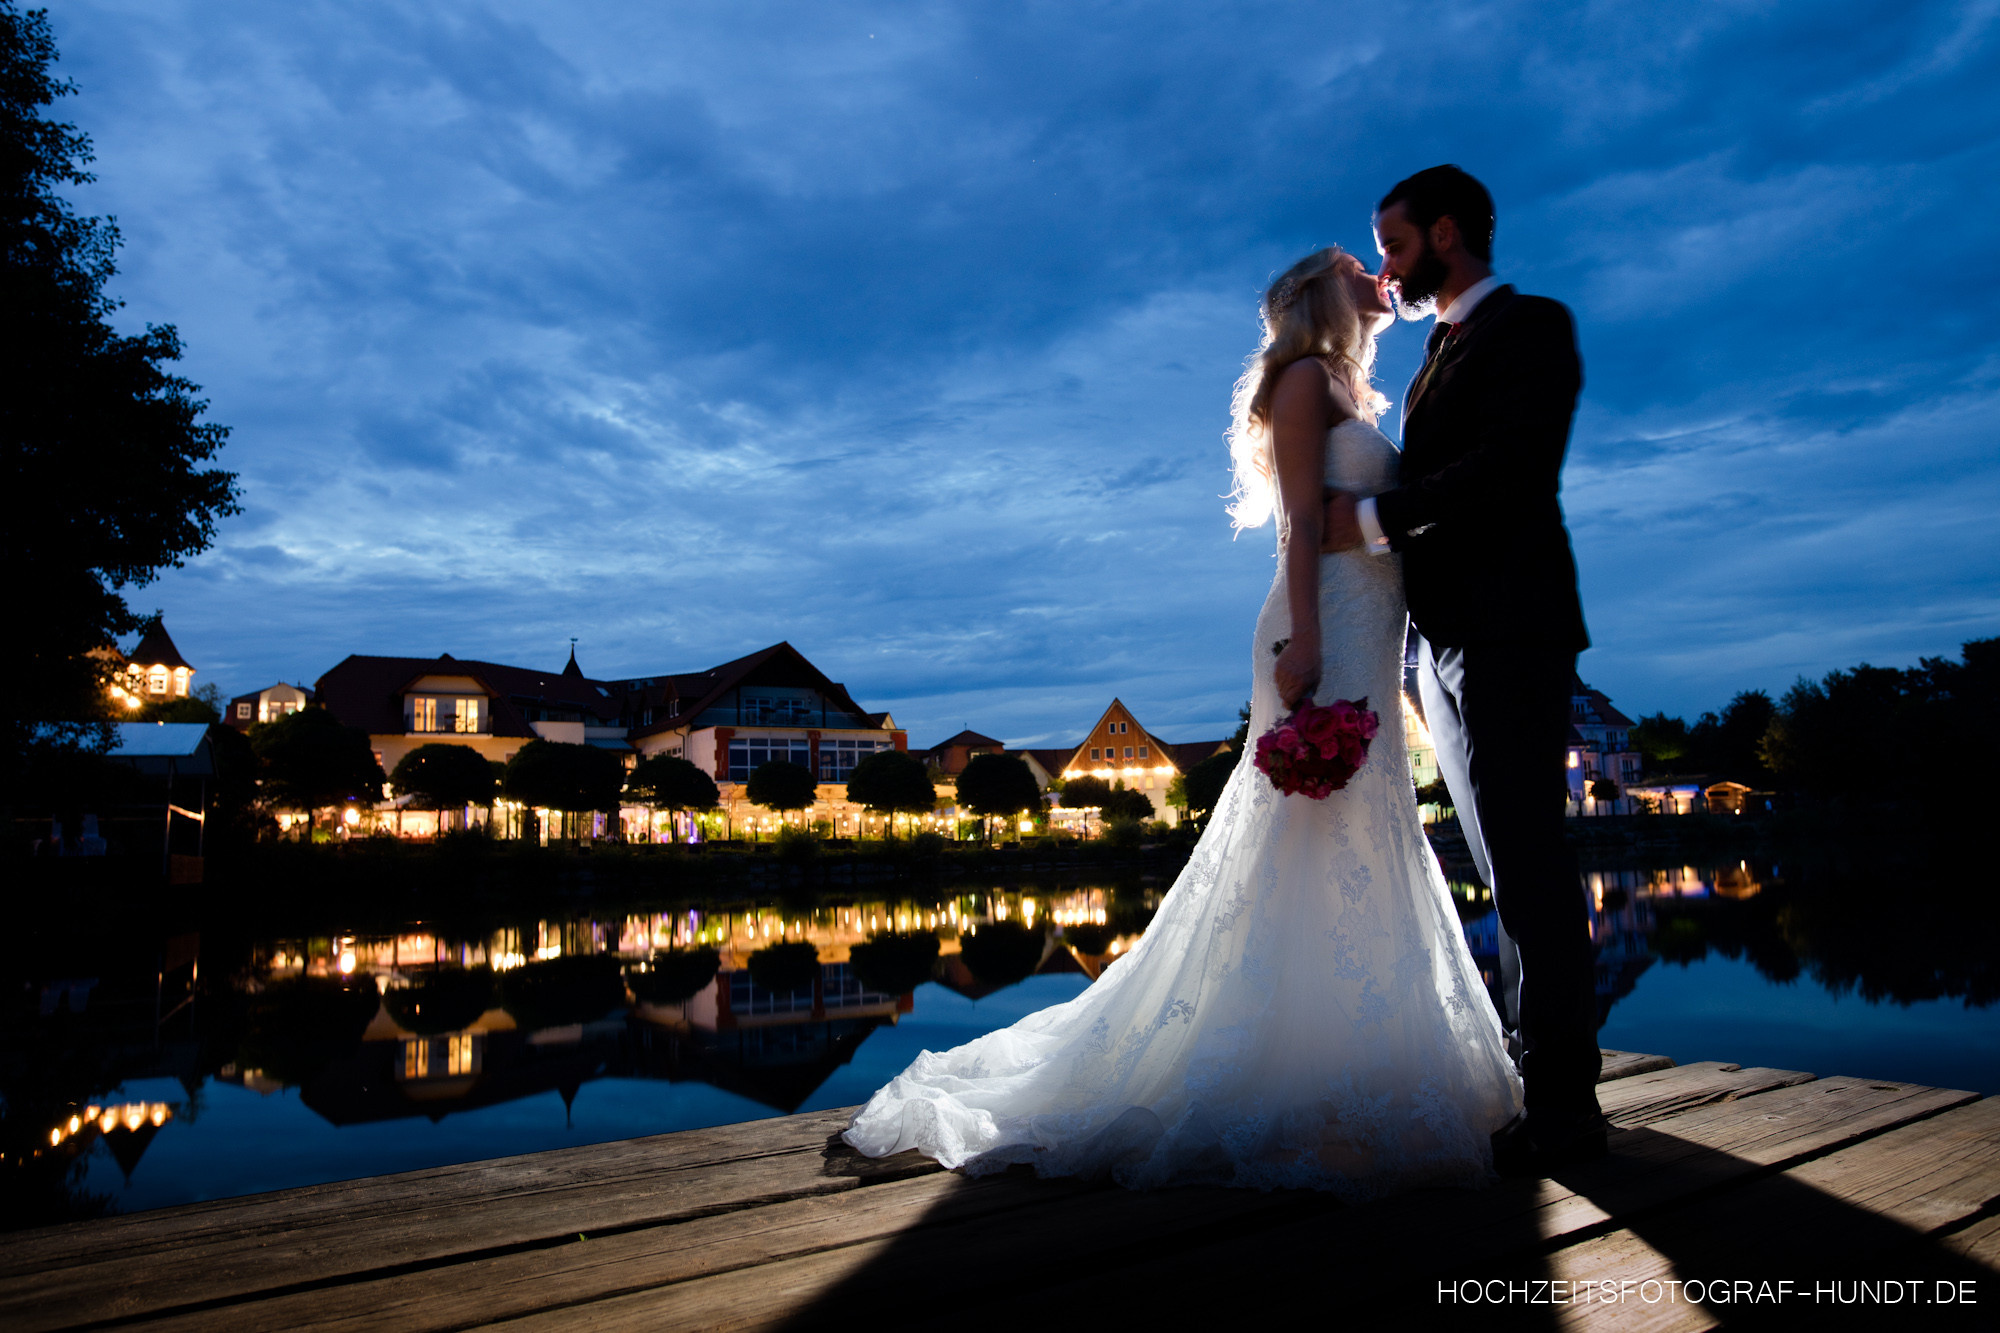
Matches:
[1224,247,1386,530]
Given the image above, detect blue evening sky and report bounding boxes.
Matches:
[50,1,2000,747]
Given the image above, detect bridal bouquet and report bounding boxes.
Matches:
[1254,696,1380,799]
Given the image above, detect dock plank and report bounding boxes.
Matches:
[1551,1096,2000,1332]
[6,1052,1989,1333]
[0,1130,937,1333]
[963,1076,1976,1328]
[1597,1049,1677,1082]
[0,1108,868,1277]
[135,1172,1103,1333]
[1593,1061,1815,1126]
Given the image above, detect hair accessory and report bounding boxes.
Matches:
[1268,275,1302,318]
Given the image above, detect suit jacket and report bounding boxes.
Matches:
[1373,285,1590,653]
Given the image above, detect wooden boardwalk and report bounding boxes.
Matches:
[4,1051,1996,1331]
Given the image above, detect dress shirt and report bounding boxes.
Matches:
[1356,275,1502,554]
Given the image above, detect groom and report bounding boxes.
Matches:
[1322,165,1606,1174]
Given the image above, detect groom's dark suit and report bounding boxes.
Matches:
[1373,284,1601,1116]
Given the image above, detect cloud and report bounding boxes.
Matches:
[52,0,2000,740]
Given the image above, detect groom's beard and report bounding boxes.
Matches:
[1390,239,1451,320]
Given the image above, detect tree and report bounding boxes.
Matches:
[136,680,222,724]
[954,752,1041,841]
[1181,751,1236,823]
[844,749,935,838]
[503,740,626,838]
[745,760,818,829]
[1,7,238,783]
[625,754,719,841]
[390,743,496,830]
[1415,777,1454,809]
[1631,713,1691,771]
[249,706,383,828]
[1228,700,1252,753]
[1100,784,1154,824]
[1588,778,1621,810]
[1058,774,1111,810]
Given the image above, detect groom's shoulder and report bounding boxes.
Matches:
[1488,290,1579,361]
[1492,289,1575,334]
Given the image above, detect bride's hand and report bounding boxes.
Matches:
[1274,631,1322,712]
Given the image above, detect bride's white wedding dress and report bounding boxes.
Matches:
[843,418,1522,1197]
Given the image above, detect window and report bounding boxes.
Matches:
[742,693,817,725]
[148,668,169,696]
[1089,748,1100,761]
[446,1032,477,1076]
[1138,745,1148,758]
[236,702,252,719]
[730,736,813,782]
[1124,746,1134,759]
[817,738,887,782]
[412,697,437,731]
[453,698,482,733]
[403,1039,428,1080]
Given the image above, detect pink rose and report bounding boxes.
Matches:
[1299,705,1339,747]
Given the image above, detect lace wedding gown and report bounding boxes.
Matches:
[843,419,1522,1197]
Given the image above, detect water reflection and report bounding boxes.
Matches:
[6,858,1994,1228]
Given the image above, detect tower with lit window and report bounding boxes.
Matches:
[110,621,195,711]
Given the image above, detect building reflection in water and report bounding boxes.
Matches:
[221,888,1138,1130]
[50,869,1780,1189]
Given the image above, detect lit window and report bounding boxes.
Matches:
[1566,752,1579,769]
[236,703,252,719]
[173,668,190,697]
[454,699,481,733]
[446,1032,476,1076]
[412,698,437,731]
[404,1039,429,1080]
[148,668,169,695]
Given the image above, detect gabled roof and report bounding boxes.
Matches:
[316,654,623,738]
[628,642,885,739]
[928,729,1005,751]
[1170,739,1233,769]
[127,621,192,671]
[1020,748,1071,778]
[1572,676,1635,728]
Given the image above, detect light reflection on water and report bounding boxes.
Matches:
[17,861,1998,1224]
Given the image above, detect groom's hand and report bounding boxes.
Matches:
[1321,488,1362,552]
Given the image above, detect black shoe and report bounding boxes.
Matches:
[1491,1107,1610,1179]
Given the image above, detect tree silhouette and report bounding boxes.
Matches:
[625,754,719,840]
[249,707,383,829]
[845,749,935,838]
[2,7,237,783]
[745,760,818,828]
[390,743,496,829]
[954,752,1041,840]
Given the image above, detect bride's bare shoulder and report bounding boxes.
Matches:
[1270,357,1359,426]
[1269,357,1358,432]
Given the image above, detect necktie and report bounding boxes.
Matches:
[1410,321,1458,409]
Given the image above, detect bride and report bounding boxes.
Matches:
[842,247,1522,1197]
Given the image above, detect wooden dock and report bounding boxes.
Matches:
[4,1051,1996,1331]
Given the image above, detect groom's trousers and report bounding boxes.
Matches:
[1418,637,1602,1113]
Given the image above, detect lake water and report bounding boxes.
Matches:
[10,856,1995,1228]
